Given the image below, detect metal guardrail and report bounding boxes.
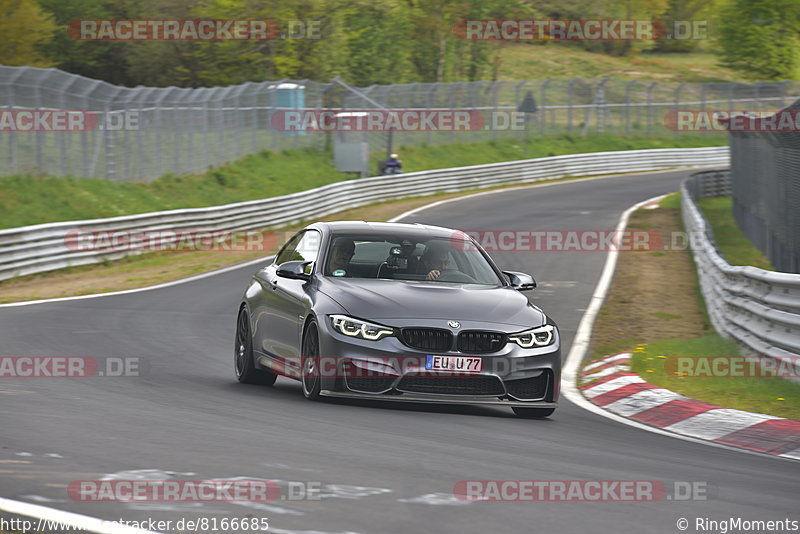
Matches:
[682,170,800,361]
[0,147,729,282]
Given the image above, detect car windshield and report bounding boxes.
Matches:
[324,234,503,285]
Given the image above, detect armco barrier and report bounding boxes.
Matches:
[682,170,800,361]
[0,147,728,282]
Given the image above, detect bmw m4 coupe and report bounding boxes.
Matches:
[234,221,561,418]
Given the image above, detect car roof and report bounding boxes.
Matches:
[311,221,460,240]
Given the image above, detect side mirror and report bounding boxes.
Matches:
[503,271,536,291]
[277,260,312,281]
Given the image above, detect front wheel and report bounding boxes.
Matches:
[235,307,277,385]
[301,320,322,400]
[512,407,555,419]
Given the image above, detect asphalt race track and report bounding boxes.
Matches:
[1,169,797,534]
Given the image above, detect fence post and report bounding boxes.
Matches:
[646,82,657,136]
[6,67,27,174]
[540,79,553,136]
[673,83,684,137]
[624,80,637,136]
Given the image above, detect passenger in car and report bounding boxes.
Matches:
[327,238,356,276]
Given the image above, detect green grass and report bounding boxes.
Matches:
[0,134,726,229]
[696,196,774,270]
[497,45,742,83]
[632,336,800,420]
[659,191,681,210]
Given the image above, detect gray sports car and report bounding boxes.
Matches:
[235,221,560,418]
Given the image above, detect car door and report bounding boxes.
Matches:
[253,230,320,375]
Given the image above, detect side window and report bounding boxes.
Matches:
[275,230,321,273]
[275,232,303,265]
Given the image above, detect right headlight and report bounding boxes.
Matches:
[330,315,395,341]
[508,324,556,348]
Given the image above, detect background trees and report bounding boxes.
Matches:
[0,0,796,85]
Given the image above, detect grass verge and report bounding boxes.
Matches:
[631,337,800,420]
[696,196,773,270]
[0,134,725,229]
[587,192,800,419]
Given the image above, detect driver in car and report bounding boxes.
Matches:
[420,243,451,281]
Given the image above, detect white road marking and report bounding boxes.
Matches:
[19,495,66,503]
[390,169,698,223]
[101,469,195,480]
[581,364,631,382]
[269,529,361,534]
[0,497,160,533]
[604,389,686,417]
[397,492,474,505]
[261,462,317,472]
[582,375,644,399]
[583,353,632,371]
[780,448,800,460]
[230,501,305,516]
[665,409,783,440]
[317,484,392,500]
[125,502,229,514]
[0,256,275,308]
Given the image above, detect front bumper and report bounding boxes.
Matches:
[321,389,558,407]
[317,316,561,404]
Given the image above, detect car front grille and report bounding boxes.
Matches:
[457,331,507,353]
[399,328,453,351]
[397,374,505,396]
[504,372,550,400]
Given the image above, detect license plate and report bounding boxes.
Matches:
[426,355,482,373]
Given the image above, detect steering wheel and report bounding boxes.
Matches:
[434,269,477,283]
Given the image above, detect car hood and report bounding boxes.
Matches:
[317,278,545,328]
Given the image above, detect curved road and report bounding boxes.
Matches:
[1,169,797,534]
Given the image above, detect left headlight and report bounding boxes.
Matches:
[330,315,395,341]
[508,324,556,348]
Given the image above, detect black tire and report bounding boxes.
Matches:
[512,407,555,419]
[235,306,277,385]
[301,320,322,400]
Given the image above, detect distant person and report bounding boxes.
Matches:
[382,153,402,175]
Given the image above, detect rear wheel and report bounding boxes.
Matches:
[301,320,322,400]
[235,307,277,385]
[512,407,555,419]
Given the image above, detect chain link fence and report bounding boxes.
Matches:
[1,65,799,182]
[728,99,800,274]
